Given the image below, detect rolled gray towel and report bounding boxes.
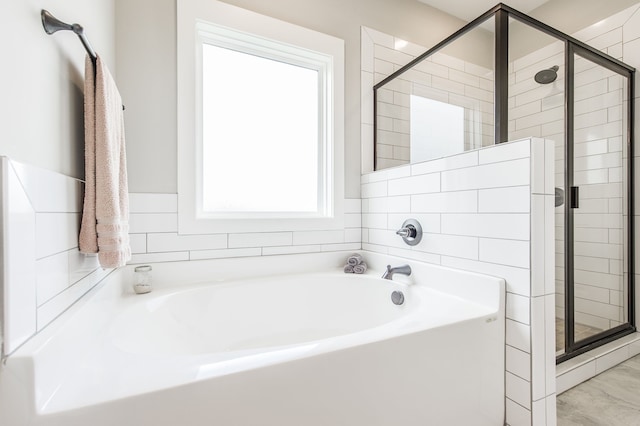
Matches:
[344,264,355,273]
[353,262,367,274]
[347,253,363,266]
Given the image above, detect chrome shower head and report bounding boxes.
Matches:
[534,65,559,84]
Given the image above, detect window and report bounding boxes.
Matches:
[177,0,344,233]
[201,32,323,216]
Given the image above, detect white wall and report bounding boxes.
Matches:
[115,0,176,194]
[0,0,115,179]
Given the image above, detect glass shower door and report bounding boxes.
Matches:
[567,46,631,352]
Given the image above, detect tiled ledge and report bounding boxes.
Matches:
[556,333,640,394]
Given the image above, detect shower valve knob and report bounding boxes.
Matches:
[396,228,414,238]
[395,219,423,246]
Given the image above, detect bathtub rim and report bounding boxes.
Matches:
[0,250,505,420]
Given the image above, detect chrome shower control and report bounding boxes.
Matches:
[396,219,422,246]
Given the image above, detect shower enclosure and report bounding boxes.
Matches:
[373,3,635,362]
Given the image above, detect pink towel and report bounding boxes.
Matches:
[79,55,131,268]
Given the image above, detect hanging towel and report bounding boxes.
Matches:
[79,55,131,268]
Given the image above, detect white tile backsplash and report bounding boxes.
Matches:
[11,161,83,213]
[417,233,479,259]
[410,150,478,175]
[507,345,532,381]
[124,194,363,263]
[507,293,532,325]
[188,247,260,261]
[478,186,530,213]
[532,398,547,426]
[359,135,555,424]
[229,232,292,248]
[441,213,530,240]
[129,233,147,254]
[507,320,532,353]
[442,256,531,297]
[68,251,100,286]
[479,138,530,164]
[293,230,345,246]
[262,245,322,256]
[411,191,478,213]
[147,232,227,252]
[129,251,190,264]
[3,159,37,354]
[387,173,440,196]
[441,158,530,191]
[479,238,530,269]
[36,252,69,306]
[361,181,388,198]
[531,296,547,401]
[507,372,532,410]
[36,266,111,331]
[35,213,81,259]
[506,398,532,426]
[2,158,107,355]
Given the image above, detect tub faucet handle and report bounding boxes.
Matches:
[382,264,412,280]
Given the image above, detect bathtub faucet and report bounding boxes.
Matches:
[381,264,411,280]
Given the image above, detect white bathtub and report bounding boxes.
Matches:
[0,252,505,426]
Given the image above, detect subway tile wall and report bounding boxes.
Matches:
[127,195,361,263]
[359,137,557,426]
[1,158,111,357]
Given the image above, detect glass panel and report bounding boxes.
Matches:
[572,52,628,344]
[507,18,567,354]
[202,44,319,213]
[374,16,494,170]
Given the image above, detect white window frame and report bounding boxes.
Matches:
[177,0,344,234]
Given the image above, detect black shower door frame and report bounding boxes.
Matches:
[557,43,635,363]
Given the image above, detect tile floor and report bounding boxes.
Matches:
[556,318,604,354]
[557,354,640,425]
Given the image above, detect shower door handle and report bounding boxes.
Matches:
[570,186,579,209]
